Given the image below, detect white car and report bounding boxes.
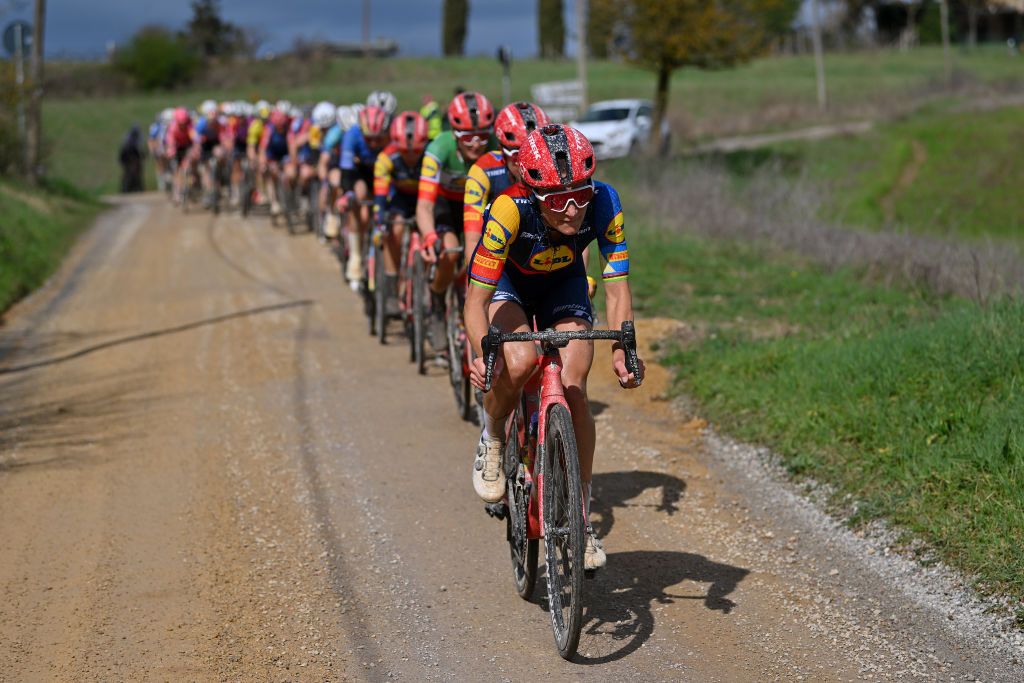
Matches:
[570,99,669,160]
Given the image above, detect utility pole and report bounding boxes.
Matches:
[575,0,587,111]
[13,21,25,171]
[810,0,827,112]
[26,0,44,182]
[939,0,952,87]
[362,0,370,55]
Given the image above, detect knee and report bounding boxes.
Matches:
[504,349,536,389]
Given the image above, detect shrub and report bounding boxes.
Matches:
[114,26,200,91]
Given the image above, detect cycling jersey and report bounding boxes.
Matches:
[463,151,513,237]
[194,116,222,146]
[246,118,265,148]
[321,124,345,166]
[418,131,497,204]
[165,121,192,158]
[261,125,289,162]
[373,144,423,218]
[340,125,386,189]
[468,180,629,289]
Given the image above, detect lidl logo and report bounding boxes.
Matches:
[421,157,439,177]
[483,224,510,253]
[530,246,574,271]
[604,213,625,244]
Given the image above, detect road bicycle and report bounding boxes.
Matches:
[177,159,203,214]
[371,215,417,346]
[445,272,483,424]
[237,157,257,218]
[480,321,643,660]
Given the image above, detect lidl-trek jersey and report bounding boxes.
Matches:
[468,180,629,290]
[418,131,496,204]
[463,151,513,237]
[373,144,422,218]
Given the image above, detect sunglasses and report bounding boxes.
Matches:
[454,129,491,145]
[534,182,595,213]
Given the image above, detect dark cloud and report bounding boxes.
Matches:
[24,0,579,59]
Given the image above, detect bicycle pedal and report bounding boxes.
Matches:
[484,502,507,520]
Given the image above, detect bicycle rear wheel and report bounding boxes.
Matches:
[374,242,387,344]
[445,285,472,421]
[542,403,586,660]
[412,251,426,375]
[506,405,539,600]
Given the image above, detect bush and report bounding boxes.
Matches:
[114,26,200,91]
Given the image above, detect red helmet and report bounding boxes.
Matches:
[389,110,429,153]
[518,124,595,190]
[173,107,190,125]
[447,91,495,132]
[495,102,550,150]
[269,110,288,129]
[359,105,390,137]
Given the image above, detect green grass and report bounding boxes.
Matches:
[764,106,1024,240]
[45,47,1024,194]
[0,180,100,313]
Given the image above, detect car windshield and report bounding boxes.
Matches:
[577,107,631,123]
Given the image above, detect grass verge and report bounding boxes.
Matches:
[614,181,1024,601]
[0,180,100,314]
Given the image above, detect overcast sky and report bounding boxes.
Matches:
[0,0,579,59]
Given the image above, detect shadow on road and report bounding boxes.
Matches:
[574,550,750,664]
[0,300,313,375]
[590,470,686,538]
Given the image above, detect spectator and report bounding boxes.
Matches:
[119,124,145,193]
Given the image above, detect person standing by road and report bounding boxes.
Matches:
[119,124,145,193]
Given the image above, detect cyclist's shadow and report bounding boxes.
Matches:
[573,549,750,664]
[590,470,686,539]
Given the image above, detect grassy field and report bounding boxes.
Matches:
[44,47,1024,194]
[0,180,100,314]
[756,106,1024,241]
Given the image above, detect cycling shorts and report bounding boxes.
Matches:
[386,193,416,220]
[492,272,594,330]
[199,139,218,162]
[433,197,464,238]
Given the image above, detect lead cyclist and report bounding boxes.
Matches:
[464,124,645,571]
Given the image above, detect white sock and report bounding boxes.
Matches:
[481,410,508,443]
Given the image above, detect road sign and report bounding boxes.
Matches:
[3,20,31,57]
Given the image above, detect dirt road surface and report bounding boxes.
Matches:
[1,196,1021,681]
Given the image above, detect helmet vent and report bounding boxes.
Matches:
[528,168,542,182]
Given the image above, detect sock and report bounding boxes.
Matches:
[481,410,508,443]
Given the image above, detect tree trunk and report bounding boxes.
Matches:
[651,63,670,153]
[968,3,978,50]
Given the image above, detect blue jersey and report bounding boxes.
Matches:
[322,124,345,153]
[340,126,383,171]
[194,116,220,144]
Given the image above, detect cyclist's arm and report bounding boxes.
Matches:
[462,162,491,264]
[339,128,360,192]
[372,151,394,223]
[416,149,442,244]
[466,194,519,358]
[594,191,641,387]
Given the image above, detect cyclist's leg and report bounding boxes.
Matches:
[324,168,342,241]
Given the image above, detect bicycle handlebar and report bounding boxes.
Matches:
[482,321,643,392]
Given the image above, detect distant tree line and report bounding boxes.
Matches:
[114,0,262,91]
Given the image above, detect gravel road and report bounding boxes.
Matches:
[1,195,1020,681]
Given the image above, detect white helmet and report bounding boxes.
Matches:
[289,105,303,119]
[312,101,337,129]
[335,105,356,130]
[366,90,397,115]
[255,100,271,117]
[160,108,174,124]
[200,99,217,118]
[275,99,292,113]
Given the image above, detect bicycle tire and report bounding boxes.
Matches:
[446,286,472,421]
[542,403,586,660]
[281,180,297,235]
[306,181,319,235]
[412,251,426,375]
[375,244,387,344]
[506,406,539,600]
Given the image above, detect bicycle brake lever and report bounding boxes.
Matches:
[482,325,502,393]
[621,320,644,386]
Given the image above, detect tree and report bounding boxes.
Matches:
[184,0,245,59]
[587,0,616,58]
[538,0,565,59]
[114,26,200,90]
[610,0,789,147]
[443,0,469,56]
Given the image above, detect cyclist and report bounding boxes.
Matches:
[165,107,193,204]
[419,94,443,141]
[259,108,291,217]
[463,101,550,260]
[149,108,172,192]
[224,101,251,207]
[417,91,497,347]
[246,101,270,206]
[367,90,398,117]
[320,105,355,244]
[464,124,644,571]
[192,99,224,208]
[338,105,391,289]
[372,110,429,312]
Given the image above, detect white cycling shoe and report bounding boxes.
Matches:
[584,527,606,571]
[473,436,506,503]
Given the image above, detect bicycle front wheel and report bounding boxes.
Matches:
[542,403,586,661]
[374,243,387,344]
[412,251,426,375]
